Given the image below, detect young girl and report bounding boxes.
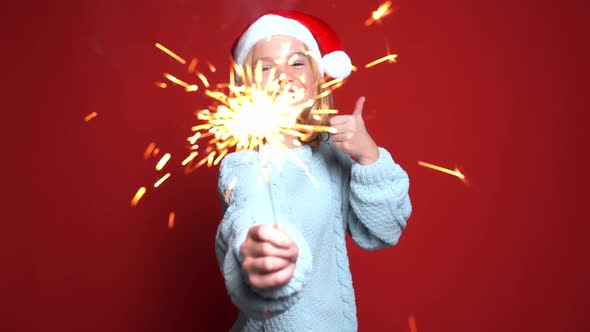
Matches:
[216,10,412,331]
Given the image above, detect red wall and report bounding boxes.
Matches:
[3,0,588,331]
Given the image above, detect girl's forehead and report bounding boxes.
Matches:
[252,36,307,59]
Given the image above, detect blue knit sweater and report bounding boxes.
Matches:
[216,141,412,331]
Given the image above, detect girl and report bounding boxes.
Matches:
[216,10,412,331]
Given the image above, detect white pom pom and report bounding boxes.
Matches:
[322,51,352,79]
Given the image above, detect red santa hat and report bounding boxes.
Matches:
[231,10,352,79]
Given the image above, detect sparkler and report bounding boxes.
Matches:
[365,1,394,27]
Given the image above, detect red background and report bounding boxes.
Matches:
[2,0,589,331]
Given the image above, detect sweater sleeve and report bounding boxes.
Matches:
[215,151,313,320]
[338,146,412,250]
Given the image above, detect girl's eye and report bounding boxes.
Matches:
[262,66,273,72]
[292,62,305,67]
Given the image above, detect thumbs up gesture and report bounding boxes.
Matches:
[329,96,380,165]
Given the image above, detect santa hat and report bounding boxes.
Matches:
[231,10,352,79]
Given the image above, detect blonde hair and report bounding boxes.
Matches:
[242,48,333,149]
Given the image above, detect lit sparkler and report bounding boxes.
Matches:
[365,1,394,26]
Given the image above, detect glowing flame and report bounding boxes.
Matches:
[417,161,466,182]
[84,112,98,122]
[131,187,147,206]
[365,54,398,69]
[365,1,394,26]
[207,62,217,72]
[155,42,186,64]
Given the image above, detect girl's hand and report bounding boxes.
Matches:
[329,96,380,165]
[240,224,299,289]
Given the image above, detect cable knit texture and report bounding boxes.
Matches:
[216,141,412,331]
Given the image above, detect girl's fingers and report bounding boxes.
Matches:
[247,263,296,289]
[248,224,292,248]
[242,256,291,274]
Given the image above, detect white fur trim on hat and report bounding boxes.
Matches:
[322,51,352,79]
[233,14,324,75]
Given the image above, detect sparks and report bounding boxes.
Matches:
[168,211,175,229]
[417,161,466,181]
[131,187,147,207]
[154,81,168,89]
[143,142,157,160]
[207,62,217,72]
[365,53,398,69]
[365,1,394,26]
[154,172,171,187]
[155,42,187,64]
[84,112,98,122]
[181,151,199,166]
[155,153,171,171]
[187,58,198,73]
[187,62,337,170]
[185,85,199,92]
[163,73,189,87]
[408,315,418,332]
[196,72,210,88]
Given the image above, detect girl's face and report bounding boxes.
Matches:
[250,35,316,103]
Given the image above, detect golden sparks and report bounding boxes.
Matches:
[185,85,199,92]
[131,187,147,207]
[417,161,466,182]
[154,81,168,89]
[187,58,198,73]
[155,153,172,171]
[365,53,398,69]
[154,172,171,188]
[155,42,186,64]
[181,151,199,166]
[197,72,210,88]
[84,112,98,122]
[143,142,157,160]
[408,315,418,332]
[168,211,175,229]
[365,1,394,26]
[163,73,189,87]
